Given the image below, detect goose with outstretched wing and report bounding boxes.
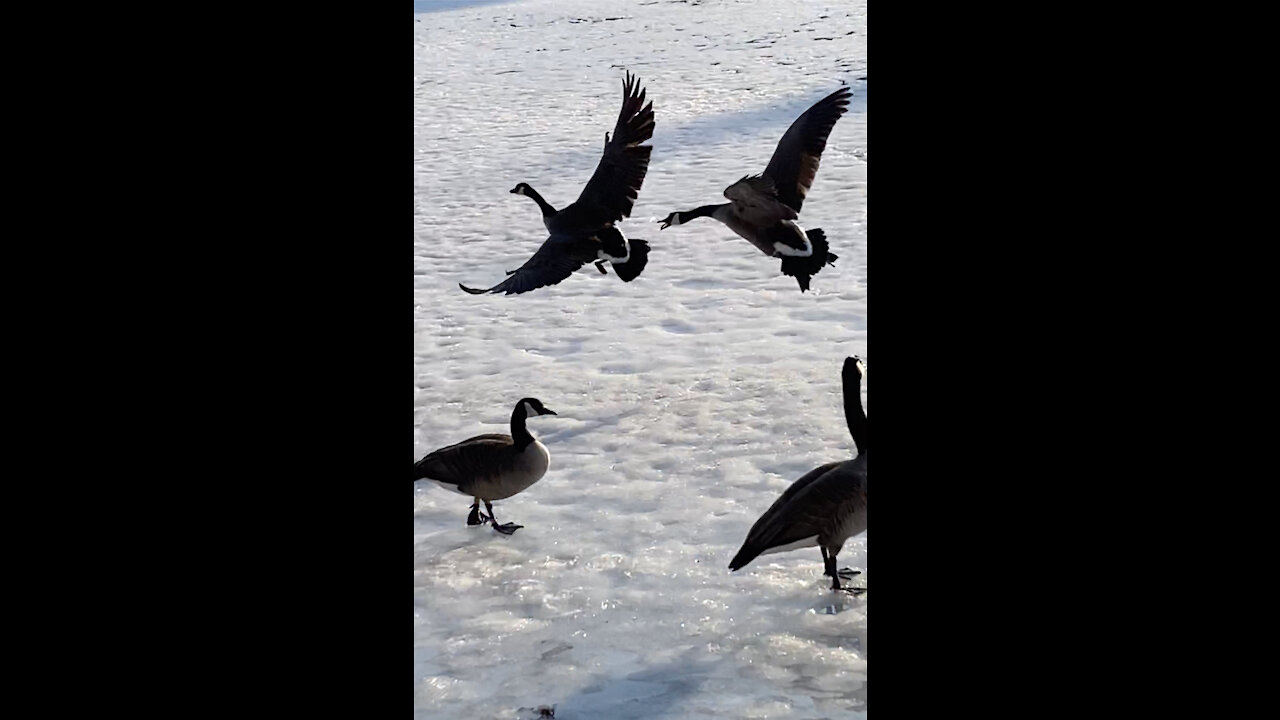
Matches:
[461,72,655,295]
[659,86,852,292]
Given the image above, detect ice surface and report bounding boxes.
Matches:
[415,0,867,717]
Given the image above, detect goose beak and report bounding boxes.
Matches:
[541,408,558,416]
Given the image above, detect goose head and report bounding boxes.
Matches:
[517,397,558,418]
[843,356,865,384]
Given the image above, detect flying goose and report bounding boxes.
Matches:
[413,397,558,535]
[729,356,867,592]
[658,86,852,292]
[460,72,655,295]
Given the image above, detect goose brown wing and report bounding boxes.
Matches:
[762,86,852,213]
[723,174,798,225]
[729,461,844,570]
[414,434,514,486]
[563,72,656,230]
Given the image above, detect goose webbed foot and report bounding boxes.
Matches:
[483,501,523,535]
[829,563,870,591]
[467,502,485,526]
[594,260,608,274]
[821,550,862,589]
[824,568,865,591]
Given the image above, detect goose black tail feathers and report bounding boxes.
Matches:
[612,239,650,282]
[779,228,837,292]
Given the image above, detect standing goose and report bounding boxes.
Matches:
[460,72,655,295]
[658,86,852,292]
[729,357,867,592]
[413,397,558,535]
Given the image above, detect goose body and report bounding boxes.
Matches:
[729,454,867,570]
[709,205,813,258]
[659,86,853,292]
[730,357,867,591]
[461,73,655,295]
[414,398,558,534]
[732,453,870,566]
[417,433,550,501]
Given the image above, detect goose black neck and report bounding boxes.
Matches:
[687,204,724,220]
[510,404,535,451]
[524,186,557,218]
[845,383,867,454]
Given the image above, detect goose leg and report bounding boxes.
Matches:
[594,260,608,274]
[825,549,865,594]
[467,499,486,526]
[822,547,834,576]
[484,500,523,535]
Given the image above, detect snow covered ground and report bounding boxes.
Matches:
[414,0,867,717]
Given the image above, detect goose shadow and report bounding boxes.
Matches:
[536,407,645,445]
[523,78,868,195]
[414,0,516,14]
[544,650,724,720]
[652,79,867,165]
[673,78,866,137]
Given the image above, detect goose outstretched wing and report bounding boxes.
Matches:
[560,72,656,231]
[762,86,852,213]
[459,234,593,296]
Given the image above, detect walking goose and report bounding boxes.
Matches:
[729,357,867,592]
[460,72,655,295]
[658,86,852,292]
[413,397,558,535]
